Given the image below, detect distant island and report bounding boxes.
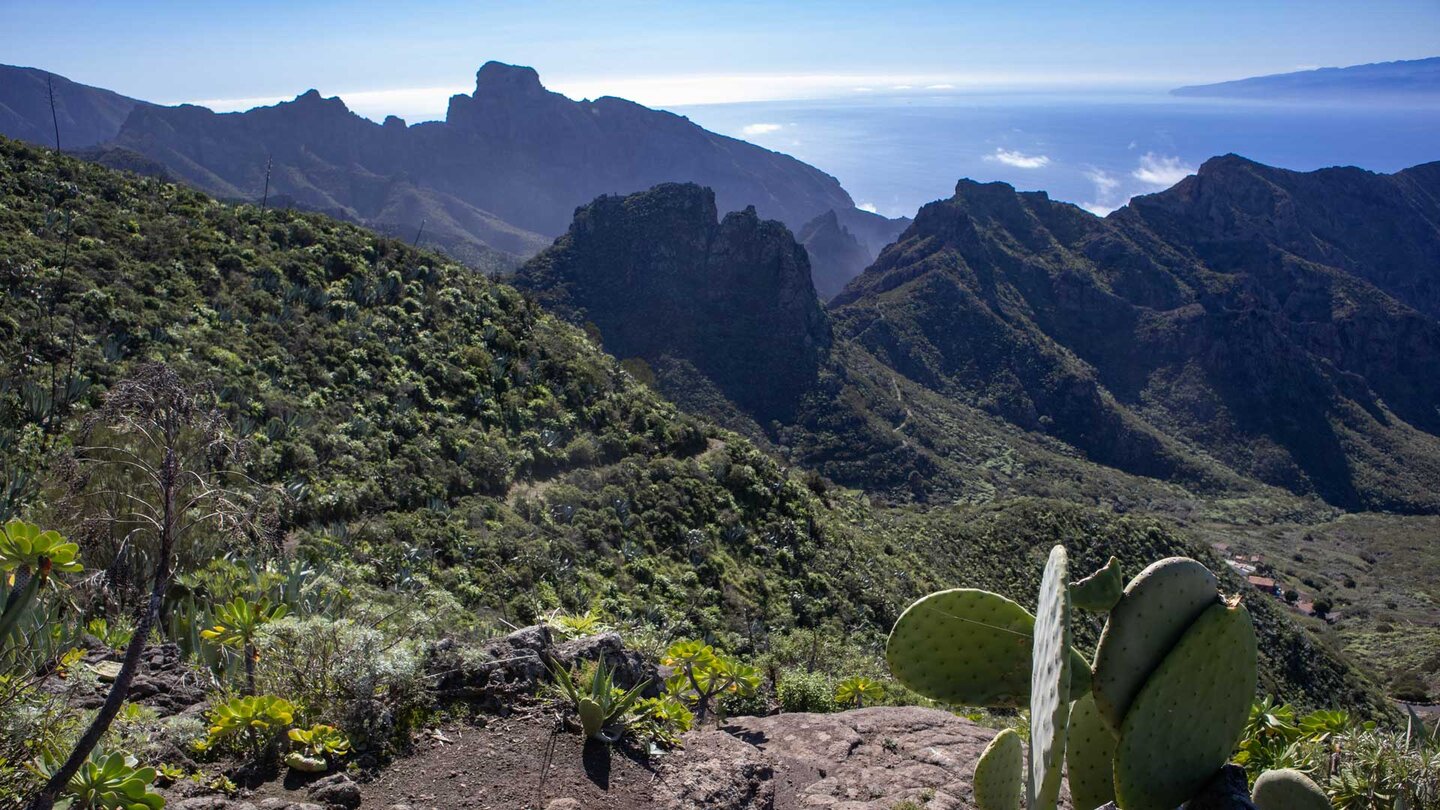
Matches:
[1172,56,1440,101]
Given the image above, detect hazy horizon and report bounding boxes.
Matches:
[4,0,1438,120]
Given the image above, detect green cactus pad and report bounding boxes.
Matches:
[886,588,1092,707]
[1070,556,1123,612]
[1066,692,1117,810]
[1252,768,1332,810]
[1113,600,1258,810]
[1092,556,1219,730]
[1027,545,1071,810]
[974,727,1025,810]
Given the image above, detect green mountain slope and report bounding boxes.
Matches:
[0,137,1391,717]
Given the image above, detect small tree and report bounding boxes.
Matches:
[662,640,759,724]
[202,596,288,695]
[29,364,258,810]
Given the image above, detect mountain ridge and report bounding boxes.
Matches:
[1172,56,1440,101]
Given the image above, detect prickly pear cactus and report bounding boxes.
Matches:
[1027,545,1071,810]
[1070,556,1123,612]
[887,588,1092,707]
[1066,692,1117,810]
[578,697,605,739]
[1113,599,1258,810]
[974,727,1024,810]
[1092,557,1219,730]
[887,589,1033,706]
[1252,768,1332,810]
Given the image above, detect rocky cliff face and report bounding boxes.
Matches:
[798,210,873,300]
[515,183,832,422]
[831,160,1440,511]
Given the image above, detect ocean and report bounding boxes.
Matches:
[672,91,1440,219]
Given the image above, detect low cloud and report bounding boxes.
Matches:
[1081,168,1123,216]
[1132,153,1194,187]
[741,123,784,136]
[926,83,956,90]
[858,202,879,213]
[987,148,1051,169]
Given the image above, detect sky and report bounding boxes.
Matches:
[3,0,1438,120]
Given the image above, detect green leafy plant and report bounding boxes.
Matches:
[627,695,695,748]
[834,676,884,709]
[663,640,760,724]
[201,597,289,694]
[549,660,648,743]
[33,749,164,810]
[0,519,81,648]
[285,723,350,772]
[199,695,295,762]
[85,618,135,651]
[548,609,608,640]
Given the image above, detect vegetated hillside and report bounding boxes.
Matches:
[0,64,150,150]
[0,136,1390,717]
[1172,56,1440,101]
[832,159,1440,513]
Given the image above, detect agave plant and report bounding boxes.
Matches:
[549,660,649,743]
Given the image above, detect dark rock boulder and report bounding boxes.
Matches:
[427,625,659,711]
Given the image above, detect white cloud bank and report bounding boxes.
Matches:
[987,148,1051,169]
[858,202,879,213]
[741,123,784,136]
[1132,153,1195,187]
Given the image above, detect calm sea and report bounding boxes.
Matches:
[672,92,1440,219]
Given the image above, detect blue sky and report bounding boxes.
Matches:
[3,0,1438,118]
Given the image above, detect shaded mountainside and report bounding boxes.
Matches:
[514,183,831,423]
[1172,56,1440,101]
[0,60,903,287]
[0,137,1390,717]
[0,64,150,150]
[831,157,1440,512]
[799,209,874,300]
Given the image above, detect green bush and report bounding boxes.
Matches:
[776,670,836,714]
[254,616,430,758]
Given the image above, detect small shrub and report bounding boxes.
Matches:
[777,670,835,714]
[663,640,760,724]
[835,676,885,709]
[199,695,294,762]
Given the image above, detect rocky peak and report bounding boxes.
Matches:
[516,182,831,422]
[473,60,548,98]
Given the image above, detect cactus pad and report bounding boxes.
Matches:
[1092,556,1219,730]
[1027,545,1071,810]
[1066,692,1117,810]
[1252,768,1332,810]
[1070,556,1123,612]
[974,728,1024,810]
[1113,600,1257,810]
[887,588,1093,707]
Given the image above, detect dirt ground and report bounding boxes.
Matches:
[346,715,662,810]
